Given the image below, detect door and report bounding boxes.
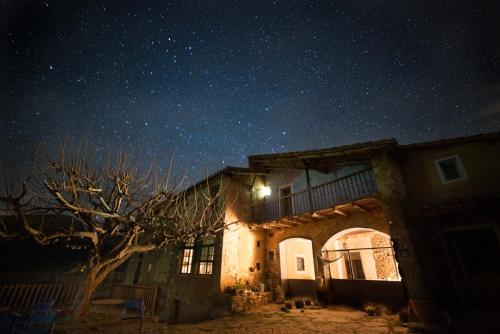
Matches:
[445,226,500,307]
[279,185,292,217]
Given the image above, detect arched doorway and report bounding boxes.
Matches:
[279,238,316,299]
[321,228,405,309]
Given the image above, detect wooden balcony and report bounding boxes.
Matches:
[250,168,378,224]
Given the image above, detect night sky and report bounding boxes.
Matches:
[1,1,499,182]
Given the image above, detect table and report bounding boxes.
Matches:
[91,299,124,313]
[91,299,124,306]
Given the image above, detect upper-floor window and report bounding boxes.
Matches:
[198,234,216,275]
[180,237,195,274]
[434,154,468,184]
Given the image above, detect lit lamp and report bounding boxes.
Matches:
[257,185,271,198]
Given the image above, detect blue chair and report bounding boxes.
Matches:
[120,299,145,333]
[32,301,54,312]
[0,314,18,334]
[19,309,58,334]
[12,300,55,333]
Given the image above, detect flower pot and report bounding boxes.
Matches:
[294,300,304,309]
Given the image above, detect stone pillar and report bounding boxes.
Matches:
[372,152,430,300]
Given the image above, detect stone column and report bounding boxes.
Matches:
[372,152,430,300]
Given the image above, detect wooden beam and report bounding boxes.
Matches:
[277,219,295,227]
[312,212,329,219]
[334,209,347,216]
[285,216,309,224]
[281,217,302,225]
[297,214,317,223]
[352,204,367,213]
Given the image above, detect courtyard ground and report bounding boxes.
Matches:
[55,303,407,334]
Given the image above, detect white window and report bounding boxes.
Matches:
[296,256,305,272]
[180,238,195,274]
[198,234,216,275]
[434,154,468,184]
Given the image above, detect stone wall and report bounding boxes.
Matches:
[371,233,398,280]
[263,207,391,300]
[229,291,273,313]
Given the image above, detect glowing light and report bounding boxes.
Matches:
[258,186,271,198]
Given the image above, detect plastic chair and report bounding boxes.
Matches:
[119,299,145,333]
[12,300,55,332]
[0,314,18,334]
[32,301,54,312]
[19,309,58,334]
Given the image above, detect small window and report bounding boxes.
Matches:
[256,240,261,247]
[256,262,261,271]
[350,252,365,280]
[180,238,195,274]
[199,234,216,275]
[296,256,305,272]
[434,155,467,183]
[268,251,274,261]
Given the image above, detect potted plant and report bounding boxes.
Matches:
[294,299,304,309]
[365,305,377,316]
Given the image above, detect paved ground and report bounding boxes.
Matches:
[56,304,407,334]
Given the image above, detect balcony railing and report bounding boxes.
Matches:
[250,168,378,223]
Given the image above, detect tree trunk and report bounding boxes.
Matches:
[75,268,100,317]
[74,254,134,317]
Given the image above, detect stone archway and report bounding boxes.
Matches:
[321,227,405,309]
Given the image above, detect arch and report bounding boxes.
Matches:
[322,227,390,251]
[277,235,313,245]
[321,227,400,281]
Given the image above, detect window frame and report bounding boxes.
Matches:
[198,234,216,275]
[279,184,293,216]
[179,237,195,274]
[434,154,468,184]
[295,255,306,273]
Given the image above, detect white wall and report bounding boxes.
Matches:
[263,164,369,200]
[279,238,315,280]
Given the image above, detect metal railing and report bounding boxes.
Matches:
[0,282,82,311]
[321,246,400,281]
[250,168,378,223]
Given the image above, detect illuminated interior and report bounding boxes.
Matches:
[322,228,401,281]
[279,238,315,280]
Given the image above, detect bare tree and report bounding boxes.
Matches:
[0,141,229,316]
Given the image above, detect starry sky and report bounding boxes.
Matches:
[1,0,500,182]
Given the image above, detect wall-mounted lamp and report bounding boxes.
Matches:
[257,185,271,198]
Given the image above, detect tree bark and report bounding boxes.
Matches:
[74,253,134,317]
[75,268,99,317]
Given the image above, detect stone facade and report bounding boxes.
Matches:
[263,208,391,299]
[229,291,273,313]
[119,132,500,324]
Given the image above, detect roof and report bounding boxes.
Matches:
[183,166,251,192]
[401,131,500,150]
[248,138,398,171]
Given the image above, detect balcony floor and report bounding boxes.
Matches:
[250,196,382,230]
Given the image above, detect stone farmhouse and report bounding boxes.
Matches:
[106,131,500,324]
